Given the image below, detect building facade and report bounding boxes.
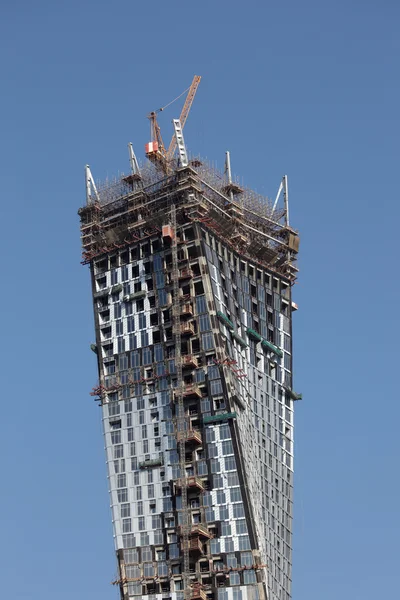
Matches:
[79,153,300,600]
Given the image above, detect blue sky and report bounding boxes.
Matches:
[1,1,399,598]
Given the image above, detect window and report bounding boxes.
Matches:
[202,332,214,351]
[124,548,139,563]
[221,522,231,536]
[138,516,145,530]
[222,440,233,455]
[122,518,132,532]
[139,313,147,329]
[230,487,241,502]
[229,572,240,586]
[158,561,168,576]
[148,484,155,498]
[144,563,154,577]
[111,431,121,444]
[169,544,179,559]
[243,570,256,584]
[219,505,229,520]
[224,537,234,552]
[205,508,215,522]
[213,560,224,572]
[227,472,239,486]
[140,532,149,546]
[197,460,208,475]
[239,536,251,550]
[196,295,207,313]
[224,456,236,471]
[118,337,125,353]
[114,445,124,459]
[232,589,242,600]
[236,520,248,534]
[207,365,219,380]
[127,316,135,333]
[210,539,220,553]
[233,503,244,518]
[117,474,126,488]
[152,515,161,529]
[114,304,122,319]
[210,379,223,395]
[217,490,226,504]
[143,346,152,365]
[208,444,218,458]
[118,489,128,502]
[137,501,143,515]
[210,459,220,474]
[154,344,164,362]
[141,331,149,346]
[213,474,223,488]
[123,534,136,549]
[121,265,129,281]
[226,553,237,568]
[116,320,124,336]
[108,401,119,416]
[199,314,211,332]
[111,269,119,285]
[219,424,230,440]
[205,428,215,443]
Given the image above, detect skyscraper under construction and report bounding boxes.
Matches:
[78,81,300,600]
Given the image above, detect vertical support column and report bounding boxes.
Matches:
[225,151,234,203]
[283,175,289,227]
[173,119,189,167]
[128,143,141,177]
[85,164,100,205]
[171,204,190,597]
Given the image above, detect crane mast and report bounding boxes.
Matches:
[145,75,201,168]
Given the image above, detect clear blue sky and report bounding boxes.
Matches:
[1,1,398,598]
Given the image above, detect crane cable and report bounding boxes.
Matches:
[157,84,191,113]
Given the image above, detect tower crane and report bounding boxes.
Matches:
[145,75,201,167]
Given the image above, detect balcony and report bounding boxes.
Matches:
[283,385,302,401]
[181,303,194,318]
[182,355,198,369]
[189,587,207,600]
[184,536,204,554]
[181,322,195,336]
[261,338,283,358]
[246,328,263,343]
[186,429,202,445]
[203,412,237,424]
[176,476,205,492]
[178,523,210,539]
[231,331,248,348]
[216,311,234,331]
[177,429,202,445]
[179,268,194,280]
[123,290,146,301]
[139,457,164,469]
[190,523,212,539]
[183,384,202,399]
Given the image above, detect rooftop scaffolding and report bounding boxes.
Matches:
[79,157,299,282]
